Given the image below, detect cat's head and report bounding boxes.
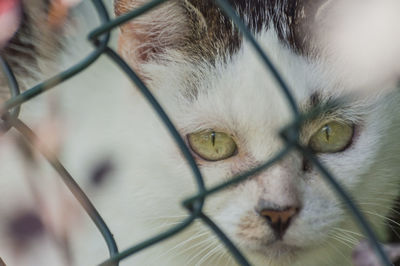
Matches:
[115,0,400,264]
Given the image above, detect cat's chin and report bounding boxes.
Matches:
[244,240,302,261]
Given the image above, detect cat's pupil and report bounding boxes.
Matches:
[322,125,331,141]
[211,132,216,146]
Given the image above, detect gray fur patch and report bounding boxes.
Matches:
[180,0,328,60]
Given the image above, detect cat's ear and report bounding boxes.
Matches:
[114,0,190,70]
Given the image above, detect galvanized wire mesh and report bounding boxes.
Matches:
[0,0,393,265]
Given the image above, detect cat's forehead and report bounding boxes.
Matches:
[175,32,324,127]
[143,32,314,161]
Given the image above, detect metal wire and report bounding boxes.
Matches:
[0,0,392,265]
[6,114,119,263]
[0,56,20,131]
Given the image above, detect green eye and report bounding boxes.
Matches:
[309,121,354,153]
[188,130,237,161]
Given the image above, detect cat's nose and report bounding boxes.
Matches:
[259,206,300,239]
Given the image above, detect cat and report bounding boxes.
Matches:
[1,0,400,266]
[91,0,400,265]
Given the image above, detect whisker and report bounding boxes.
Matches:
[214,246,228,265]
[333,233,358,245]
[154,230,211,261]
[186,240,218,265]
[333,227,364,238]
[325,238,352,265]
[363,210,400,228]
[330,235,353,248]
[195,243,223,266]
[224,251,235,266]
[334,229,359,240]
[357,202,400,216]
[171,234,218,261]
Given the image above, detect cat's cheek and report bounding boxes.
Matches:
[212,188,270,249]
[285,181,344,245]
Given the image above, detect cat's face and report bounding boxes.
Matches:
[135,33,398,265]
[116,0,400,265]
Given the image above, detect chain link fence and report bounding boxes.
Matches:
[0,0,394,265]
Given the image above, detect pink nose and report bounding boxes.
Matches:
[259,206,299,238]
